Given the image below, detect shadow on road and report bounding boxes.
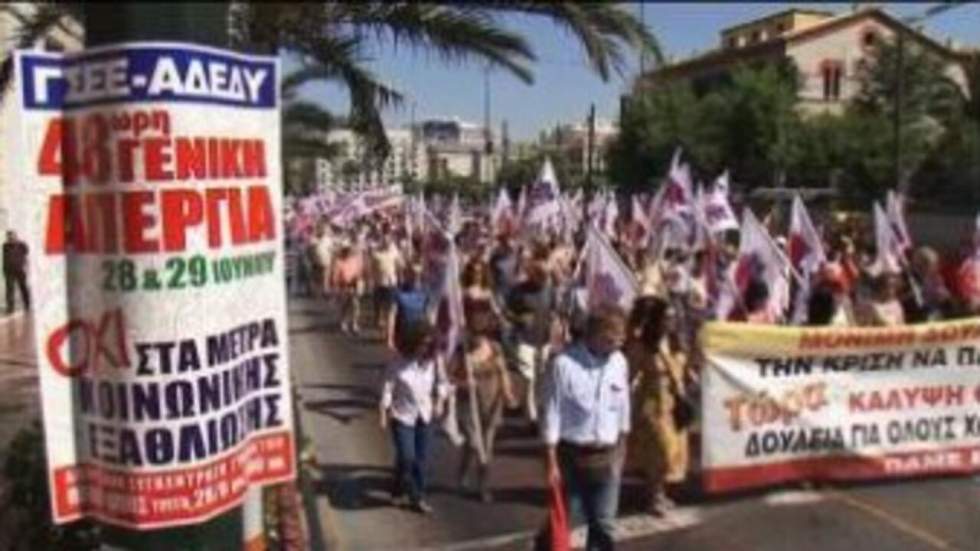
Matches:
[303,382,378,398]
[313,464,399,510]
[289,322,339,335]
[305,398,376,424]
[302,382,380,424]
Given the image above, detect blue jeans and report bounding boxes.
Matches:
[558,443,623,551]
[390,419,432,503]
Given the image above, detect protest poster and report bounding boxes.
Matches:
[701,319,980,493]
[11,43,295,528]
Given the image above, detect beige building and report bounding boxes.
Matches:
[313,117,500,191]
[635,6,971,116]
[0,4,81,236]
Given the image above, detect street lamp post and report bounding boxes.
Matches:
[894,27,906,193]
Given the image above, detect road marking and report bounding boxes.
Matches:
[763,490,824,506]
[410,509,705,551]
[827,490,956,550]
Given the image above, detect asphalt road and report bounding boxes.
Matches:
[295,296,980,550]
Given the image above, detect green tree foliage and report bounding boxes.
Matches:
[852,37,963,191]
[608,81,712,193]
[701,62,801,188]
[609,62,800,193]
[610,36,977,209]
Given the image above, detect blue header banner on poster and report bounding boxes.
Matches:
[19,42,277,110]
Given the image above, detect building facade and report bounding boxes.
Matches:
[0,4,82,236]
[313,128,423,191]
[635,6,971,116]
[538,119,619,183]
[417,117,498,184]
[313,117,499,192]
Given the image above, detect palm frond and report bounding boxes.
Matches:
[284,100,337,131]
[283,136,342,160]
[286,33,406,159]
[492,3,662,80]
[333,4,535,83]
[0,3,79,95]
[1,4,75,49]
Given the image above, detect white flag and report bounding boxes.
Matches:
[788,194,826,277]
[448,193,463,235]
[584,225,639,311]
[601,194,619,238]
[524,157,562,231]
[700,171,739,233]
[491,187,514,235]
[872,201,904,275]
[631,195,651,244]
[664,148,694,214]
[886,190,912,251]
[717,209,790,320]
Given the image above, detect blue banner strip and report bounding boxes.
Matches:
[19,44,278,110]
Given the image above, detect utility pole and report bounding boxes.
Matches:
[81,3,254,550]
[410,100,417,182]
[483,63,493,185]
[639,3,647,76]
[586,103,596,195]
[893,27,906,193]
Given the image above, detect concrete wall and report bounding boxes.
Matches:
[907,212,977,252]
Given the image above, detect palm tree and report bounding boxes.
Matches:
[2,3,660,159]
[958,51,980,129]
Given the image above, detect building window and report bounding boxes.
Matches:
[776,23,787,34]
[43,37,65,52]
[727,36,738,49]
[821,61,844,101]
[750,30,762,44]
[862,30,878,48]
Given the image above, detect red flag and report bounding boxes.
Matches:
[548,479,571,551]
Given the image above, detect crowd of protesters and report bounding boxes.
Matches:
[284,168,980,550]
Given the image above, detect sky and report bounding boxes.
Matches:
[294,3,980,142]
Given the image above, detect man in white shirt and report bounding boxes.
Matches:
[537,304,630,551]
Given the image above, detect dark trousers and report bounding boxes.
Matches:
[391,419,432,503]
[4,271,29,313]
[536,442,624,551]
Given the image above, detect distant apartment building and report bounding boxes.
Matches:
[417,117,498,184]
[314,128,422,191]
[633,6,971,116]
[313,117,499,191]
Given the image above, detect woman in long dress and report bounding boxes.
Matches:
[449,307,517,502]
[624,296,693,516]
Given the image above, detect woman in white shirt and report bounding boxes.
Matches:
[379,320,449,514]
